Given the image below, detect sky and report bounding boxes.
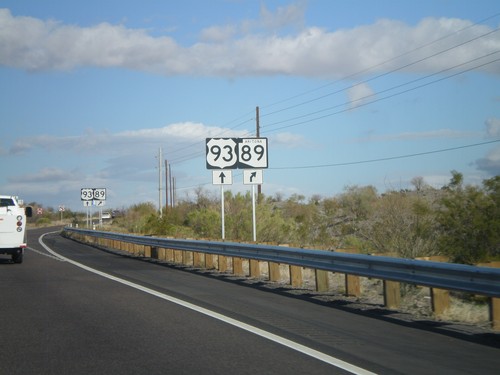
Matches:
[1,0,500,212]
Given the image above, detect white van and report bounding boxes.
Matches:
[0,195,32,263]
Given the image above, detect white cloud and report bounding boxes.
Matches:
[9,167,80,183]
[1,8,499,78]
[347,83,375,109]
[475,146,500,175]
[485,118,500,138]
[8,121,247,156]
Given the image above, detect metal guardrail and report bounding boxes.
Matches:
[63,227,500,298]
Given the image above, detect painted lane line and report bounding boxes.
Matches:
[27,246,66,261]
[39,232,376,375]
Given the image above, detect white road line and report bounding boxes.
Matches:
[39,232,376,375]
[27,247,66,261]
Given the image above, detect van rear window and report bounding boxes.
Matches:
[0,198,15,207]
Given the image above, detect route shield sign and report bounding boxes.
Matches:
[206,138,238,169]
[238,138,268,169]
[206,137,268,169]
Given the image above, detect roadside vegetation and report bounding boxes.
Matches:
[107,171,499,265]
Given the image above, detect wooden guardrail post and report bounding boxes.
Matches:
[269,262,280,282]
[205,254,215,269]
[249,259,260,278]
[477,261,500,331]
[290,265,302,287]
[193,252,205,268]
[233,257,244,276]
[383,280,401,309]
[218,255,228,272]
[315,270,329,292]
[337,248,361,296]
[417,256,450,316]
[157,247,165,260]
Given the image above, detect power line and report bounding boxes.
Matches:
[260,28,500,131]
[270,140,500,170]
[262,54,500,134]
[261,13,500,117]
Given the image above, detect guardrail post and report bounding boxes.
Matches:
[218,255,228,272]
[182,251,192,266]
[478,261,500,331]
[290,265,302,287]
[491,297,500,331]
[249,259,260,278]
[383,280,401,309]
[417,256,450,316]
[205,254,215,269]
[337,248,361,296]
[157,248,165,260]
[315,270,329,292]
[233,257,244,276]
[193,252,205,268]
[173,250,181,263]
[166,248,174,262]
[269,262,280,282]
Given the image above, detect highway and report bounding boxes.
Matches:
[1,226,499,374]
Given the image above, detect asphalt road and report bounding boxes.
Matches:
[1,226,499,374]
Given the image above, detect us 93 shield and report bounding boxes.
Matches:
[206,138,238,169]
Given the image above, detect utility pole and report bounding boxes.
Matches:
[256,106,262,196]
[158,147,163,218]
[169,163,174,207]
[165,160,172,207]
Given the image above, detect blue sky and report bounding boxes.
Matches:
[1,1,499,212]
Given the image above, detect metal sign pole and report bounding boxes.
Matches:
[221,185,225,240]
[252,184,256,242]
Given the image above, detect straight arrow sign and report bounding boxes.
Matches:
[212,170,233,185]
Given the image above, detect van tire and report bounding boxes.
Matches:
[12,251,23,264]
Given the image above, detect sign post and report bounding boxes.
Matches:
[206,138,268,241]
[81,188,107,228]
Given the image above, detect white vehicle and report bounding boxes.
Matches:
[0,195,32,264]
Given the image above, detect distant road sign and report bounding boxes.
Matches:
[206,138,238,169]
[81,188,94,201]
[238,138,268,169]
[93,188,106,200]
[243,170,263,185]
[212,170,233,185]
[81,188,106,201]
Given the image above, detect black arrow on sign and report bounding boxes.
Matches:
[219,172,226,183]
[250,171,257,182]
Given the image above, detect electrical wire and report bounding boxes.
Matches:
[270,140,500,170]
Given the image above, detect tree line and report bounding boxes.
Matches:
[108,171,499,265]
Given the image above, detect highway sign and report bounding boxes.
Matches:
[238,138,268,169]
[212,170,233,185]
[81,188,94,201]
[206,138,238,169]
[243,170,263,185]
[93,188,106,200]
[83,201,92,207]
[94,200,106,206]
[206,137,268,169]
[81,188,106,201]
